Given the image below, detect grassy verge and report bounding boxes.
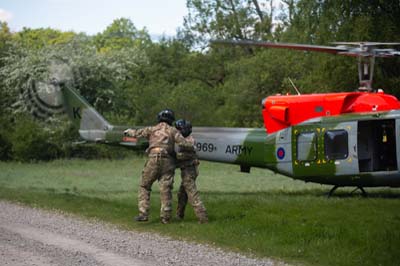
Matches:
[1,158,400,266]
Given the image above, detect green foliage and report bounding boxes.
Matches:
[94,18,152,52]
[9,115,62,162]
[278,0,400,95]
[14,27,76,49]
[119,38,224,126]
[0,22,12,67]
[184,0,273,48]
[183,0,274,48]
[63,143,132,160]
[283,0,400,43]
[0,126,12,161]
[217,49,307,126]
[1,113,131,161]
[0,133,12,161]
[0,19,150,161]
[164,81,220,125]
[0,32,147,117]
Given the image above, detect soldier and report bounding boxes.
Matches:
[124,109,189,224]
[175,119,208,224]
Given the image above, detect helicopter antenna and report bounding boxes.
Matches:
[288,77,301,95]
[211,40,400,92]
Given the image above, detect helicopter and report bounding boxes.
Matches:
[27,40,400,196]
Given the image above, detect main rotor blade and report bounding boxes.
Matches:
[212,39,400,58]
[211,39,348,54]
[333,42,400,46]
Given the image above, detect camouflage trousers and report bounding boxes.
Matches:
[138,154,175,221]
[177,165,208,222]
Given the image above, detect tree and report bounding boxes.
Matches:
[282,0,400,44]
[0,22,12,62]
[0,22,14,118]
[0,34,147,121]
[94,18,152,52]
[182,0,276,49]
[279,0,400,94]
[14,27,76,50]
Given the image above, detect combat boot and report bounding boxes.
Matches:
[198,217,209,224]
[176,212,184,221]
[195,209,208,224]
[161,217,170,224]
[134,215,148,222]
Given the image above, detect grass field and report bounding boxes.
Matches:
[1,157,400,266]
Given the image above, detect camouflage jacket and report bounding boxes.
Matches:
[130,122,189,156]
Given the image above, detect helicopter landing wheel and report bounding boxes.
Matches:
[327,185,340,198]
[327,185,367,197]
[350,186,367,197]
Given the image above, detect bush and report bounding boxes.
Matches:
[5,114,135,162]
[63,143,133,160]
[0,132,12,160]
[9,115,62,162]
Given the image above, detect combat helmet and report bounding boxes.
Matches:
[175,119,192,137]
[157,109,175,125]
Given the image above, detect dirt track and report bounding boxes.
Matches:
[0,201,287,266]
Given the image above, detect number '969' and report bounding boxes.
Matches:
[196,142,217,152]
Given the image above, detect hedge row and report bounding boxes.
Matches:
[0,115,133,162]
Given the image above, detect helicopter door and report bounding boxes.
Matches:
[358,119,397,172]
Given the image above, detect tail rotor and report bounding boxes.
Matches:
[23,60,72,119]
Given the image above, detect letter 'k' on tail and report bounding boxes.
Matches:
[62,86,112,142]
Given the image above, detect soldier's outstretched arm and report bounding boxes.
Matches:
[124,129,136,137]
[124,127,153,138]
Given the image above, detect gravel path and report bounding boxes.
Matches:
[0,201,288,266]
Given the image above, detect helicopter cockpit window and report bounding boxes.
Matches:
[296,132,317,161]
[324,130,348,160]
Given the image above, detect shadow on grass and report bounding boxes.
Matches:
[201,187,400,199]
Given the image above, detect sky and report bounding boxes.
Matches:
[0,0,188,37]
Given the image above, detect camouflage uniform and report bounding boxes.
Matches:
[126,122,188,223]
[176,135,208,223]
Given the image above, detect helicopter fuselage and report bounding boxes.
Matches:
[193,110,400,188]
[193,91,400,187]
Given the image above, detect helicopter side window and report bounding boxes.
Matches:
[324,130,348,160]
[297,132,317,161]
